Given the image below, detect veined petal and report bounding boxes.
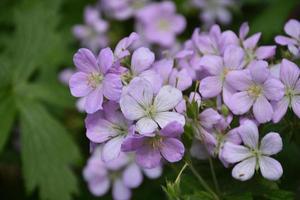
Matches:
[291,95,300,118]
[154,111,185,128]
[102,73,122,101]
[102,136,123,162]
[69,72,93,97]
[154,86,182,112]
[199,55,223,75]
[284,19,300,39]
[227,91,254,115]
[260,132,283,155]
[136,145,162,168]
[255,46,276,60]
[136,117,158,135]
[226,70,252,91]
[232,157,256,181]
[131,47,155,75]
[97,47,113,74]
[238,120,259,149]
[73,48,98,73]
[85,87,104,114]
[272,97,289,123]
[280,59,300,88]
[243,32,261,50]
[249,60,269,84]
[199,76,223,98]
[223,45,244,69]
[160,138,185,162]
[253,95,273,123]
[222,142,252,163]
[120,95,145,120]
[159,121,184,137]
[259,156,283,181]
[263,78,284,101]
[199,108,221,129]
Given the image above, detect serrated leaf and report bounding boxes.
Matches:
[0,96,16,154]
[19,100,81,200]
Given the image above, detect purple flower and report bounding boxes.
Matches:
[226,60,284,123]
[272,59,300,122]
[275,19,300,57]
[59,68,75,85]
[238,22,276,65]
[73,6,109,52]
[222,120,283,181]
[120,78,185,135]
[198,45,244,103]
[192,0,235,27]
[69,48,122,113]
[83,147,161,200]
[101,0,149,20]
[136,1,186,47]
[121,47,162,93]
[122,121,185,168]
[85,101,133,162]
[114,32,139,60]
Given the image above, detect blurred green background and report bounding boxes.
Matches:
[0,0,300,200]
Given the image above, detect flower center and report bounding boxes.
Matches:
[145,105,157,118]
[121,71,133,85]
[88,72,103,88]
[247,84,262,98]
[157,19,170,31]
[221,68,230,81]
[147,135,163,149]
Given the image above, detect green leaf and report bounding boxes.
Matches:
[0,96,16,154]
[19,100,81,200]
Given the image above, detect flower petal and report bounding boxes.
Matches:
[280,59,300,88]
[112,179,132,200]
[232,157,256,181]
[199,108,221,129]
[119,94,145,120]
[97,47,113,74]
[223,45,244,69]
[154,111,185,128]
[88,177,110,197]
[249,60,269,84]
[139,70,163,94]
[291,95,300,118]
[159,121,184,137]
[143,166,162,179]
[222,142,252,163]
[260,132,283,155]
[102,73,122,101]
[122,163,143,188]
[131,47,155,75]
[85,87,103,114]
[272,97,289,123]
[226,70,252,91]
[259,156,283,181]
[102,136,123,162]
[154,85,182,112]
[121,134,145,152]
[136,145,162,168]
[227,91,254,115]
[73,48,98,73]
[160,138,185,162]
[263,78,284,101]
[243,32,261,50]
[275,36,297,45]
[253,95,273,123]
[69,72,93,97]
[199,76,222,98]
[199,55,223,75]
[255,46,276,60]
[239,120,259,149]
[114,32,139,59]
[136,117,158,135]
[284,19,300,39]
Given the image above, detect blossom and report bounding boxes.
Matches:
[114,32,140,60]
[120,47,162,93]
[136,1,186,47]
[85,101,133,162]
[101,0,149,20]
[198,45,244,103]
[120,78,185,135]
[275,19,300,57]
[122,121,185,168]
[73,6,109,52]
[69,48,122,113]
[222,120,283,181]
[191,0,235,27]
[226,60,284,123]
[272,59,300,122]
[83,147,162,200]
[238,22,276,65]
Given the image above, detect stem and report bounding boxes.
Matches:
[187,160,220,200]
[175,163,188,184]
[208,157,221,196]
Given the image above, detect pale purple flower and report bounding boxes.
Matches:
[83,147,161,199]
[114,32,140,60]
[136,1,186,47]
[238,22,276,65]
[101,0,148,20]
[272,59,300,122]
[120,79,185,135]
[226,60,284,123]
[73,6,109,52]
[198,45,244,104]
[222,120,283,181]
[192,0,235,27]
[275,19,300,57]
[59,68,75,85]
[122,121,185,168]
[85,101,133,162]
[153,58,192,91]
[120,47,162,93]
[69,48,122,113]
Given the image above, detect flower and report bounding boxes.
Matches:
[120,47,162,93]
[69,48,122,113]
[114,32,140,60]
[72,6,109,52]
[272,59,300,122]
[275,19,300,57]
[222,120,283,181]
[121,121,185,168]
[191,0,235,27]
[85,101,134,162]
[136,1,186,47]
[83,147,162,200]
[198,45,245,103]
[238,22,276,65]
[120,78,185,135]
[226,60,284,123]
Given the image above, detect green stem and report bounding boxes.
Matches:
[208,157,221,196]
[175,163,188,184]
[187,160,220,200]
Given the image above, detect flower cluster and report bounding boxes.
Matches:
[67,2,300,198]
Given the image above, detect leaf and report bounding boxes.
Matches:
[0,96,16,154]
[19,100,81,200]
